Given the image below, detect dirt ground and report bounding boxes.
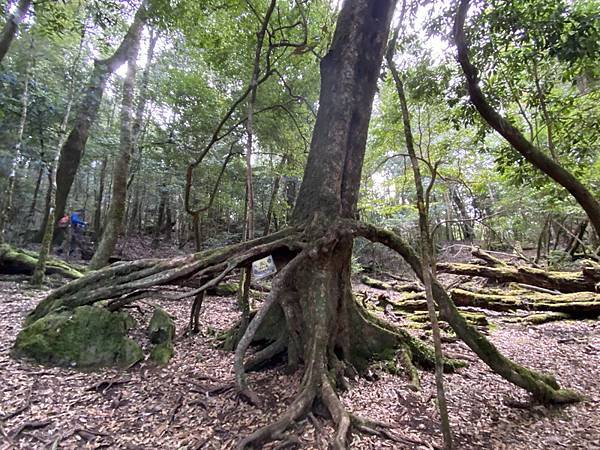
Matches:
[0,277,599,449]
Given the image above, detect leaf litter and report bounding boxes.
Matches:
[0,277,598,449]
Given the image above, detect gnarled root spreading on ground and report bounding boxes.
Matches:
[24,220,582,448]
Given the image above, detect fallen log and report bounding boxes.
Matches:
[373,286,599,320]
[471,247,507,267]
[450,288,600,318]
[437,262,599,293]
[0,244,84,279]
[360,275,422,293]
[507,312,572,325]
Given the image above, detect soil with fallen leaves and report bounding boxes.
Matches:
[0,277,599,450]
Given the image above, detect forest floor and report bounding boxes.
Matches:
[0,273,599,450]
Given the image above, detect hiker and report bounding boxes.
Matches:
[69,209,88,258]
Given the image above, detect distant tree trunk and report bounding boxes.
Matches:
[451,188,474,241]
[567,220,588,258]
[93,155,108,240]
[89,32,141,270]
[23,162,44,236]
[0,0,31,64]
[264,156,286,236]
[153,185,167,249]
[454,0,600,239]
[0,49,31,244]
[50,5,147,235]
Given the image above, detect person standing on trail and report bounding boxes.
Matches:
[69,209,88,259]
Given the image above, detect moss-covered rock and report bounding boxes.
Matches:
[13,305,142,368]
[147,307,175,344]
[150,342,174,365]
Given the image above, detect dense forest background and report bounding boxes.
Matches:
[0,0,598,449]
[1,0,597,262]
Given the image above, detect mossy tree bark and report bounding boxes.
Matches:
[436,261,600,293]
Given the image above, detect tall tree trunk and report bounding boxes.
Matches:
[0,47,31,244]
[89,31,141,270]
[50,5,147,235]
[0,0,31,64]
[153,184,167,249]
[454,0,600,238]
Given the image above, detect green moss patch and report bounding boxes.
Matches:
[13,305,142,368]
[150,342,174,365]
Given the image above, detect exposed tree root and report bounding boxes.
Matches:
[20,219,584,449]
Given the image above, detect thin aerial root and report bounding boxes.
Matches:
[320,375,351,450]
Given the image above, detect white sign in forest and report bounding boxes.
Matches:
[252,255,276,280]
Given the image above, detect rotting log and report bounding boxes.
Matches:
[0,244,83,279]
[450,288,600,318]
[437,262,599,293]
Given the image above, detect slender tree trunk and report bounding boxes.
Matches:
[454,0,600,238]
[23,162,44,237]
[0,49,31,244]
[89,32,141,270]
[31,100,75,285]
[153,185,167,248]
[0,0,31,64]
[93,155,108,240]
[386,22,453,448]
[264,156,286,236]
[50,5,147,233]
[237,0,277,338]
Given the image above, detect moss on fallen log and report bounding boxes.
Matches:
[0,244,84,279]
[450,288,600,318]
[507,312,573,325]
[437,261,598,293]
